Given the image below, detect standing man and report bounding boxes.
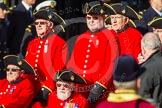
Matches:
[25,2,66,106]
[7,0,36,55]
[0,55,35,108]
[110,2,142,61]
[47,70,88,108]
[96,54,156,108]
[66,1,119,106]
[0,0,8,79]
[137,32,162,108]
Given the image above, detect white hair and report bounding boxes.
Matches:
[142,32,161,50]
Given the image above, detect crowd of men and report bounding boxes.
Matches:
[0,0,162,108]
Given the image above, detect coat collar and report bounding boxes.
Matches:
[107,89,141,102]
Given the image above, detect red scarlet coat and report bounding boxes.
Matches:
[47,92,88,108]
[67,29,119,97]
[115,27,142,61]
[0,78,34,108]
[25,32,66,94]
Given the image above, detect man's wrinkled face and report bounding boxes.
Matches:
[56,81,75,101]
[110,14,128,31]
[35,19,52,38]
[6,64,23,83]
[86,14,105,32]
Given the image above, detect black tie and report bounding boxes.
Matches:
[29,7,32,18]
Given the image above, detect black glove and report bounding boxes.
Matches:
[34,87,51,102]
[88,82,107,103]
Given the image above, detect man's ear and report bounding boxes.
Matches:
[48,22,54,29]
[124,17,129,24]
[20,70,25,76]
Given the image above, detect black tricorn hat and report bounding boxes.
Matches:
[105,16,136,28]
[3,55,35,75]
[148,17,162,29]
[33,6,65,25]
[111,2,140,20]
[82,1,116,16]
[54,70,87,84]
[113,54,140,82]
[0,1,7,10]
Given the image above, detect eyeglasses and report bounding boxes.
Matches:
[6,68,21,72]
[86,16,99,20]
[56,83,70,89]
[34,21,47,25]
[110,16,123,19]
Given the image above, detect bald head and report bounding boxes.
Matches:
[142,32,161,51]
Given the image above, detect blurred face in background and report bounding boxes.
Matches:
[23,0,36,6]
[35,19,53,38]
[149,0,162,11]
[86,14,105,32]
[0,8,7,19]
[110,14,129,31]
[153,28,162,43]
[56,81,75,101]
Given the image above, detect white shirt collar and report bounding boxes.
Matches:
[152,7,162,16]
[22,1,32,11]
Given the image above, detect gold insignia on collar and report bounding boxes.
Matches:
[18,61,22,65]
[100,9,104,14]
[50,2,55,9]
[70,75,74,81]
[122,9,125,14]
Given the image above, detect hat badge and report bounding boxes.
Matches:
[122,9,126,14]
[70,75,74,81]
[100,9,104,14]
[50,2,55,9]
[48,14,52,19]
[18,61,22,65]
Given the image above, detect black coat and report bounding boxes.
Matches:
[0,19,8,79]
[7,2,33,55]
[138,50,162,107]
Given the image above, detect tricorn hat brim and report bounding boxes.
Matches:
[3,55,35,75]
[33,8,65,25]
[111,3,140,20]
[148,17,162,29]
[83,1,116,16]
[54,70,87,84]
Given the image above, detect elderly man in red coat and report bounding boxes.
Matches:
[109,2,142,62]
[0,55,35,108]
[46,70,88,108]
[25,1,67,106]
[66,0,119,106]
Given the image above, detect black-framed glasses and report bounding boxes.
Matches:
[6,68,21,72]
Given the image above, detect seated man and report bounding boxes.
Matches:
[96,54,156,108]
[47,70,88,108]
[0,55,35,108]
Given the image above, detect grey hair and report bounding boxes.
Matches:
[113,80,136,89]
[141,32,161,50]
